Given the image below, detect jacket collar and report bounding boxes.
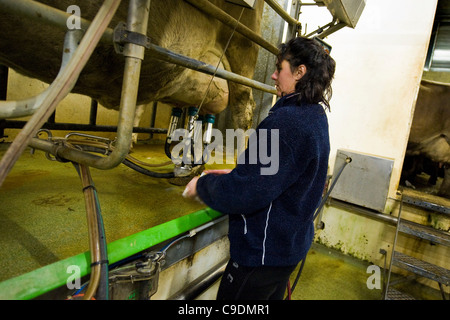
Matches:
[270,92,301,114]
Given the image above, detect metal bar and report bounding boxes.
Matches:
[264,0,302,28]
[3,120,167,134]
[316,21,347,39]
[402,194,450,215]
[147,42,277,94]
[314,156,352,221]
[185,0,279,55]
[384,195,403,299]
[0,30,84,119]
[0,208,224,300]
[287,0,302,40]
[329,198,398,226]
[89,100,99,126]
[149,102,158,139]
[169,258,228,300]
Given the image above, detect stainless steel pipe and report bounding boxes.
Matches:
[146,43,277,94]
[330,199,398,226]
[0,30,84,119]
[264,0,302,28]
[100,0,151,170]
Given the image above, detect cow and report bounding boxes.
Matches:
[0,0,264,131]
[404,79,450,199]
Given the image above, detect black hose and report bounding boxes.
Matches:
[290,257,306,293]
[313,157,352,221]
[95,197,109,300]
[165,139,172,159]
[122,158,175,178]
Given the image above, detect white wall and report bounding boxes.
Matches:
[302,0,438,200]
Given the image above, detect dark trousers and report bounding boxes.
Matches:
[216,259,297,300]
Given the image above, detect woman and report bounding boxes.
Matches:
[184,36,336,300]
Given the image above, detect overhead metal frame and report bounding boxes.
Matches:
[0,0,364,185]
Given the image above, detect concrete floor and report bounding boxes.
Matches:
[288,243,443,300]
[0,140,444,300]
[0,140,208,282]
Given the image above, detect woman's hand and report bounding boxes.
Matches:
[203,169,232,175]
[183,176,200,199]
[182,169,231,202]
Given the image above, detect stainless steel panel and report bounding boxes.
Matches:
[330,149,394,212]
[321,0,366,28]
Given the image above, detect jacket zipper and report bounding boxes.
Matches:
[262,202,273,265]
[241,214,247,235]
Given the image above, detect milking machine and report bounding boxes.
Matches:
[164,106,216,183]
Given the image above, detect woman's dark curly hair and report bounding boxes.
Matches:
[277,37,336,111]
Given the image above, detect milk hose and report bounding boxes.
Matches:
[67,143,175,179]
[73,162,109,300]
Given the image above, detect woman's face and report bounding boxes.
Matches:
[271,60,298,97]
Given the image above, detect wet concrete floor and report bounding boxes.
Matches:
[288,243,443,300]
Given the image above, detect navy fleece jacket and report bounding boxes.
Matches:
[196,93,330,267]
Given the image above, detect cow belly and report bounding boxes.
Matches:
[407,134,450,164]
[155,50,230,115]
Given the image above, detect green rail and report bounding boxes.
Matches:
[0,208,223,300]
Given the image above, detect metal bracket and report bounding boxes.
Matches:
[108,252,161,299]
[113,21,151,55]
[109,252,162,284]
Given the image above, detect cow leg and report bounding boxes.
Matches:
[423,157,439,185]
[401,155,420,186]
[228,83,255,130]
[437,165,450,199]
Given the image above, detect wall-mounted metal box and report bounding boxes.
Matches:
[321,0,366,28]
[330,149,394,212]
